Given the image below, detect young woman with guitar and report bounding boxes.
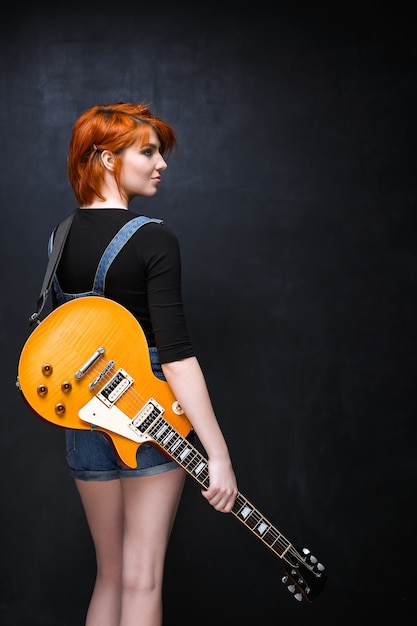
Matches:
[41,102,238,626]
[18,101,327,622]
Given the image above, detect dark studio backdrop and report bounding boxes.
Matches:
[1,2,416,624]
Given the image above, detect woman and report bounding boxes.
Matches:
[50,102,238,626]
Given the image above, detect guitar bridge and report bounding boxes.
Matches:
[89,360,115,390]
[129,398,164,436]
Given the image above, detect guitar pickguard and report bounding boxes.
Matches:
[79,396,152,443]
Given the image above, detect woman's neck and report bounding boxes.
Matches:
[80,196,128,210]
[80,203,128,209]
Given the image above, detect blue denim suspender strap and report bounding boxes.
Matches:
[50,215,162,303]
[92,216,162,294]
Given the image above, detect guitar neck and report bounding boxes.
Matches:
[146,413,297,563]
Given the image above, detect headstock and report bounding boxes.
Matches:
[281,546,327,603]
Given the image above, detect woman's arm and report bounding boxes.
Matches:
[161,356,238,513]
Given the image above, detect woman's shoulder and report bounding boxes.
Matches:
[133,215,178,241]
[131,217,181,261]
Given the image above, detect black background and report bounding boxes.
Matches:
[1,2,416,624]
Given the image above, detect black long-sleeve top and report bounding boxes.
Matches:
[54,208,195,364]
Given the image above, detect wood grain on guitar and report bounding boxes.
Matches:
[17,296,327,603]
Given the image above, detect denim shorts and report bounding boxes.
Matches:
[65,348,190,481]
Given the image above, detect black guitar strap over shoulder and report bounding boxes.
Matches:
[29,212,75,328]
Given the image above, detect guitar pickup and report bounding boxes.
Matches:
[97,369,133,407]
[129,398,164,436]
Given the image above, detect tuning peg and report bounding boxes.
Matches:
[302,547,326,573]
[302,547,316,563]
[281,575,303,601]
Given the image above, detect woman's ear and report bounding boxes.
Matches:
[100,150,116,171]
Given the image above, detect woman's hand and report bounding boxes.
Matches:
[201,457,238,513]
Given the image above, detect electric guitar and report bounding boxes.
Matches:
[16,296,327,603]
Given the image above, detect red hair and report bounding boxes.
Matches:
[67,102,177,205]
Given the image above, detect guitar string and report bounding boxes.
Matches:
[82,361,315,570]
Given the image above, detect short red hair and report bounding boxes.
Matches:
[67,102,177,205]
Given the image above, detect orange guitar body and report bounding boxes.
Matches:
[17,296,192,468]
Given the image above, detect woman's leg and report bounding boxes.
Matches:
[120,467,186,626]
[75,478,124,626]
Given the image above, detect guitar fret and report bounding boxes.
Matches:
[155,423,169,439]
[239,505,252,520]
[238,509,261,530]
[181,448,199,468]
[265,529,282,548]
[257,521,269,535]
[193,461,207,476]
[170,438,182,453]
[161,431,175,446]
[179,445,192,461]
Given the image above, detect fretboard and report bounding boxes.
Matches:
[147,414,296,561]
[131,408,326,602]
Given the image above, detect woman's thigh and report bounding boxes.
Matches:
[75,478,124,575]
[121,468,186,579]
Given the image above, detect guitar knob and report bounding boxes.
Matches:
[172,401,184,415]
[55,403,66,415]
[37,384,48,396]
[42,364,53,376]
[61,381,72,393]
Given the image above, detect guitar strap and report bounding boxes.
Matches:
[28,211,75,328]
